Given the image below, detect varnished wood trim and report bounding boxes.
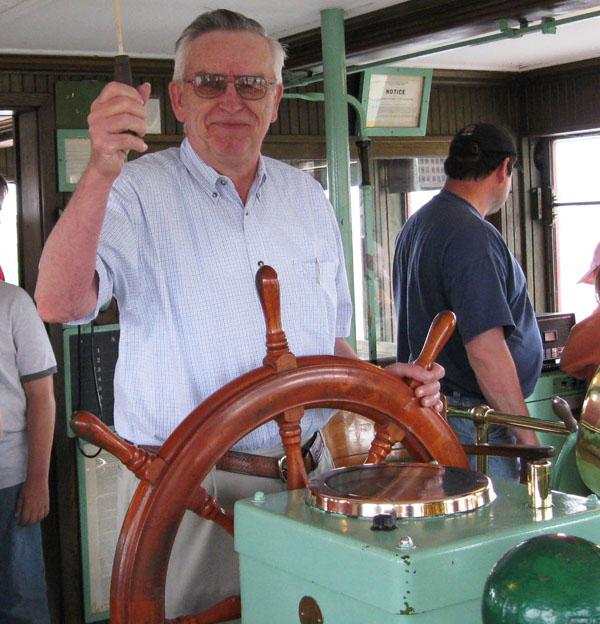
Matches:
[0,54,173,75]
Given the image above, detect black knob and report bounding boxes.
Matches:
[371,512,397,531]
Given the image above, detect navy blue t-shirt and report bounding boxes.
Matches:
[393,189,542,399]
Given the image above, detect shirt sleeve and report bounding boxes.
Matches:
[71,175,141,324]
[12,289,57,380]
[444,226,515,344]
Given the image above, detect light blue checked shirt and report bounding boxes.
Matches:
[79,139,352,450]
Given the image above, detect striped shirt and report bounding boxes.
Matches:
[77,139,352,449]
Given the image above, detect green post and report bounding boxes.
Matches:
[320,8,356,349]
[356,138,377,361]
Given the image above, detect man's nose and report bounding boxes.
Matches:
[218,82,244,108]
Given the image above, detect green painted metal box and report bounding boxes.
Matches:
[235,481,600,623]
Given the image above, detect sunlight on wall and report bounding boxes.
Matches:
[0,182,19,285]
[554,135,600,321]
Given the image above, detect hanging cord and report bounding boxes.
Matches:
[90,322,104,418]
[75,324,102,459]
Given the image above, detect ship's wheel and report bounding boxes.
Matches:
[71,265,468,624]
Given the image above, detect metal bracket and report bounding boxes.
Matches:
[499,18,529,38]
[541,17,557,35]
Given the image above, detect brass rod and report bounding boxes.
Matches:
[448,407,571,436]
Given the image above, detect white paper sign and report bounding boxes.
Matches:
[365,74,425,128]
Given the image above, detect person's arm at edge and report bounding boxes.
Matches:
[15,375,56,526]
[35,82,150,323]
[334,338,443,410]
[560,312,600,383]
[465,326,539,445]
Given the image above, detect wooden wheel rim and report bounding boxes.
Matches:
[110,355,468,623]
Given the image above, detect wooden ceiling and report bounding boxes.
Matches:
[281,0,600,69]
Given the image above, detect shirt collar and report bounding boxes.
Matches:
[439,188,483,219]
[180,138,268,194]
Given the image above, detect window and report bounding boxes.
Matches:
[284,159,368,355]
[373,157,444,358]
[552,135,600,320]
[0,180,19,284]
[286,155,444,361]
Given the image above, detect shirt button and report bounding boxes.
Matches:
[220,179,227,185]
[212,192,218,198]
[245,211,249,216]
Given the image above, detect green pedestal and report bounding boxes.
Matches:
[235,480,600,623]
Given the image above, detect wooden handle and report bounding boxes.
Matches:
[255,264,291,365]
[113,54,138,138]
[114,54,133,85]
[71,410,138,463]
[408,310,456,388]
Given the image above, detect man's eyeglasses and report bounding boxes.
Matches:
[182,73,276,100]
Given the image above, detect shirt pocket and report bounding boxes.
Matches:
[291,258,337,297]
[271,258,338,354]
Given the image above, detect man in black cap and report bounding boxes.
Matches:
[393,123,543,479]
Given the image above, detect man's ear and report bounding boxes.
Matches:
[270,83,284,124]
[168,80,186,123]
[497,157,511,182]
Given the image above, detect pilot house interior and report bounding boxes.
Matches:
[1,1,600,623]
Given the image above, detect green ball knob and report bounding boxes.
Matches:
[482,534,600,623]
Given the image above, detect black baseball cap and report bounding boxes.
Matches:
[449,123,517,158]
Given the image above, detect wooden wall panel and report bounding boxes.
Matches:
[270,85,325,136]
[428,77,520,137]
[522,59,600,135]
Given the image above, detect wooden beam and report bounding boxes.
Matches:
[281,0,600,69]
[0,54,172,75]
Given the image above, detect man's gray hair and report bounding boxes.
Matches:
[173,9,286,83]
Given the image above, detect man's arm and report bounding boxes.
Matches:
[560,311,600,382]
[35,82,151,323]
[465,326,539,445]
[15,375,56,526]
[334,338,444,410]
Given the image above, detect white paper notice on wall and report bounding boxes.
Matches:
[146,98,162,134]
[365,74,424,128]
[64,136,91,184]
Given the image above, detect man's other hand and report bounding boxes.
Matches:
[386,361,445,412]
[15,477,50,526]
[87,81,151,180]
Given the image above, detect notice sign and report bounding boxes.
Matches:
[64,136,91,184]
[360,67,432,137]
[57,129,92,191]
[366,74,424,128]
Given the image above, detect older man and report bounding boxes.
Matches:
[36,10,443,617]
[393,123,543,480]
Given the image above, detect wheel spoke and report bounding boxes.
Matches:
[188,487,234,536]
[277,407,307,490]
[166,595,241,623]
